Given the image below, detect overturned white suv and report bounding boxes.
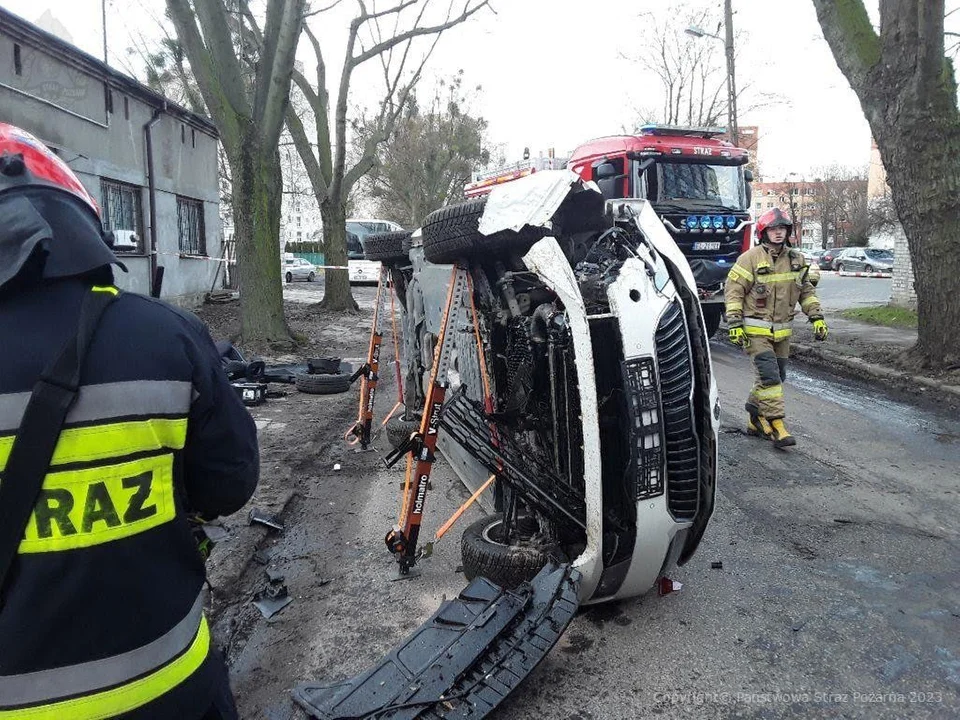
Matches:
[293,171,720,719]
[399,170,719,604]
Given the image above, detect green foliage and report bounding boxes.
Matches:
[840,305,917,329]
[364,71,490,227]
[284,240,324,254]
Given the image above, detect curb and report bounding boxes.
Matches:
[790,342,960,399]
[836,271,892,278]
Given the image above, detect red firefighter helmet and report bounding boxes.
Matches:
[0,123,100,219]
[0,122,121,290]
[755,207,793,242]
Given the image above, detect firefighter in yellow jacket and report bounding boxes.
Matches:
[724,208,827,448]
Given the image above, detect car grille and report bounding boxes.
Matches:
[655,300,699,519]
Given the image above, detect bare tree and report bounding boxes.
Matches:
[250,0,492,310]
[362,71,489,227]
[166,0,305,345]
[808,165,867,249]
[812,0,960,367]
[628,7,727,128]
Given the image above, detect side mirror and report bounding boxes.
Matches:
[103,230,116,248]
[743,169,754,183]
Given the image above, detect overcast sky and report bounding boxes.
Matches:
[2,0,891,180]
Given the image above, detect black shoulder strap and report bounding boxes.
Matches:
[0,286,118,595]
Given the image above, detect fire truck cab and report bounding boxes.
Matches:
[465,126,754,337]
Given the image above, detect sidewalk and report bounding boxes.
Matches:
[787,309,960,401]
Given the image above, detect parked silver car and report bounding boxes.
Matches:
[282,256,317,283]
[834,247,893,273]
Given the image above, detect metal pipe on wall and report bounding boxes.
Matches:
[143,104,165,297]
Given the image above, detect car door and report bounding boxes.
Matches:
[851,250,867,272]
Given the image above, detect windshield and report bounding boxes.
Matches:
[346,230,365,260]
[656,162,746,211]
[865,248,893,258]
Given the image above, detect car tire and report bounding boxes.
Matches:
[836,263,845,273]
[363,231,412,263]
[460,513,555,589]
[308,272,316,282]
[702,305,723,339]
[864,265,873,273]
[294,371,352,395]
[285,272,293,283]
[422,198,547,264]
[385,413,420,449]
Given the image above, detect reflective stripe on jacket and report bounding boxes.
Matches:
[0,279,259,719]
[723,245,822,334]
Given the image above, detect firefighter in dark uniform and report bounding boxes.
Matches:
[0,123,259,717]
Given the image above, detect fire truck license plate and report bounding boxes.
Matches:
[693,241,721,251]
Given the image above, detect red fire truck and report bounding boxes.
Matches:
[464,125,754,336]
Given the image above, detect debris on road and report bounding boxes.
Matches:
[252,569,293,620]
[292,563,580,720]
[657,577,683,596]
[252,550,271,566]
[711,560,724,570]
[249,508,285,531]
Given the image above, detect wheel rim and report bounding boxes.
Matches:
[865,266,873,273]
[481,517,540,547]
[286,273,292,282]
[837,264,844,272]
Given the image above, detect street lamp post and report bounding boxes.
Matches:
[686,0,738,147]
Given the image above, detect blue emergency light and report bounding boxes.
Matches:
[725,215,737,229]
[699,216,712,229]
[712,216,724,229]
[686,216,699,229]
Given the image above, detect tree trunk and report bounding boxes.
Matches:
[880,127,960,366]
[231,131,291,344]
[320,200,358,310]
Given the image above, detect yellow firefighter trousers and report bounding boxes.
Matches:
[747,336,790,419]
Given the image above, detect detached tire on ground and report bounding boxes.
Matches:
[294,371,352,395]
[421,198,547,264]
[461,513,553,589]
[363,231,412,264]
[385,413,420,449]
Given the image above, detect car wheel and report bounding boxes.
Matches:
[294,371,352,395]
[308,272,316,282]
[836,263,844,273]
[460,513,558,589]
[864,265,873,273]
[285,272,293,283]
[385,413,420,449]
[363,231,412,263]
[422,198,547,264]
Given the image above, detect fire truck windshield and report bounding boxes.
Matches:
[655,162,746,211]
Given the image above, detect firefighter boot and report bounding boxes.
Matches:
[745,403,773,439]
[769,418,796,448]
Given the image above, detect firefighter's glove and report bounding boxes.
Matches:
[728,324,750,349]
[812,318,828,341]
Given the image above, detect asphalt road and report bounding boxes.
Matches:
[812,272,893,311]
[236,281,957,720]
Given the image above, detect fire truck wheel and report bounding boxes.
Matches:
[385,413,421,449]
[461,513,557,589]
[422,198,547,264]
[363,231,412,263]
[294,371,352,395]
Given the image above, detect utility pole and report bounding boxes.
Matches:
[724,0,739,148]
[101,0,108,64]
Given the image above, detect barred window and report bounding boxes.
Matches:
[177,197,206,255]
[100,179,144,253]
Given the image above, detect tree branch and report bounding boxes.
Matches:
[810,0,880,93]
[165,0,246,148]
[286,104,330,204]
[257,0,306,144]
[190,0,251,114]
[351,0,490,68]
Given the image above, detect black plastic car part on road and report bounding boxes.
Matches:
[420,198,547,264]
[292,563,580,719]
